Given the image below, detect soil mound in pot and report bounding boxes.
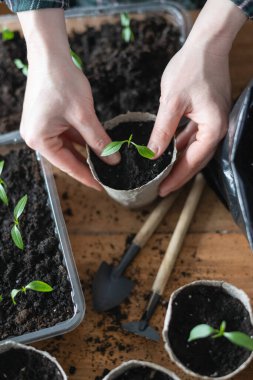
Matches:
[90,121,174,189]
[167,284,253,377]
[0,147,74,340]
[112,366,174,380]
[0,347,63,380]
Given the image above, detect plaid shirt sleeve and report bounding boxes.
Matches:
[2,0,69,12]
[231,0,253,18]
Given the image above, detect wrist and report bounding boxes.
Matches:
[185,0,246,56]
[18,9,71,66]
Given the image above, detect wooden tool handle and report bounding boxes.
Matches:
[152,174,205,295]
[133,191,180,248]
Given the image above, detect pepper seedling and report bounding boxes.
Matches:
[11,194,28,250]
[101,133,155,159]
[11,281,53,305]
[0,160,8,206]
[70,48,83,70]
[14,59,28,76]
[1,28,14,41]
[188,320,253,351]
[0,294,2,302]
[120,12,134,43]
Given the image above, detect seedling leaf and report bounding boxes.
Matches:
[25,281,53,292]
[11,225,24,250]
[2,28,14,41]
[14,59,28,76]
[11,289,21,305]
[120,13,130,27]
[224,332,253,351]
[122,28,134,43]
[0,161,4,175]
[188,324,215,342]
[70,49,83,70]
[0,294,2,302]
[134,144,155,159]
[101,141,125,157]
[14,194,28,220]
[0,183,8,206]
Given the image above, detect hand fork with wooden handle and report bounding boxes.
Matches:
[122,173,206,341]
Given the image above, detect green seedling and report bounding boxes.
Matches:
[11,281,53,305]
[101,133,155,159]
[14,59,28,76]
[1,28,14,41]
[11,195,28,250]
[0,295,2,302]
[0,161,8,206]
[70,48,83,70]
[188,320,253,351]
[120,12,134,43]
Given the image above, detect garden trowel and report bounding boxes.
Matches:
[92,191,180,312]
[122,173,205,341]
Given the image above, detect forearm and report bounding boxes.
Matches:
[17,9,71,66]
[185,0,247,55]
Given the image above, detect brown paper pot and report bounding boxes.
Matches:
[102,360,181,379]
[0,341,67,379]
[87,112,177,208]
[163,280,253,379]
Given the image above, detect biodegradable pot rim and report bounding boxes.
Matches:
[162,280,253,380]
[0,340,67,380]
[87,112,177,208]
[102,359,181,380]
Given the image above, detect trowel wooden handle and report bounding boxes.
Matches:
[152,174,205,295]
[133,191,180,248]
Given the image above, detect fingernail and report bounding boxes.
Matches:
[147,143,158,157]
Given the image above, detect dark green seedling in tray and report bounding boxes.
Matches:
[1,28,14,41]
[120,12,134,43]
[101,133,155,159]
[188,320,253,351]
[0,161,8,206]
[11,281,53,305]
[11,194,28,250]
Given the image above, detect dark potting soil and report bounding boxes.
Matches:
[0,147,74,340]
[167,284,253,377]
[0,347,63,380]
[89,121,174,190]
[0,16,181,133]
[112,366,174,380]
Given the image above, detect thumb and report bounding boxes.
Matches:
[148,97,185,157]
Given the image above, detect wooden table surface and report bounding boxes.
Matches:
[1,10,253,380]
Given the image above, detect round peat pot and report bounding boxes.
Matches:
[87,112,177,208]
[163,280,253,379]
[0,341,67,379]
[102,360,181,380]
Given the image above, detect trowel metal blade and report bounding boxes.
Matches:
[122,321,160,341]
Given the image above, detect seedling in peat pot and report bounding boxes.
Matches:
[14,59,28,76]
[11,195,28,250]
[188,320,253,351]
[1,28,14,41]
[101,134,155,159]
[0,161,8,206]
[11,281,53,305]
[120,12,134,43]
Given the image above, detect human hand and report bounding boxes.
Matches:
[147,0,246,196]
[18,9,119,190]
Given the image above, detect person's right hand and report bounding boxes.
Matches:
[18,8,119,190]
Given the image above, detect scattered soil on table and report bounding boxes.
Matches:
[90,121,174,189]
[167,284,253,377]
[0,16,181,133]
[109,366,174,380]
[0,347,64,380]
[0,147,74,339]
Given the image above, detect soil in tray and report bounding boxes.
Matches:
[0,16,180,133]
[0,347,63,380]
[167,284,253,377]
[113,366,174,380]
[0,147,74,340]
[89,121,174,190]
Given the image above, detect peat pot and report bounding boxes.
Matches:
[163,280,253,379]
